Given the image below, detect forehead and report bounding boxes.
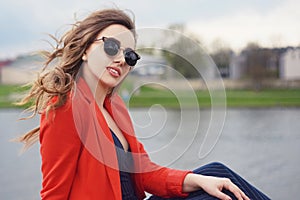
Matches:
[97,24,135,47]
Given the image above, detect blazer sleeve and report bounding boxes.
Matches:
[39,101,82,200]
[136,141,192,198]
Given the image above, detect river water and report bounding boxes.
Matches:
[1,108,300,199]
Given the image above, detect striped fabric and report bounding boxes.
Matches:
[148,162,271,200]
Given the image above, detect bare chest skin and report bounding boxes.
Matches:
[101,108,129,152]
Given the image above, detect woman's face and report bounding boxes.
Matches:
[83,24,136,91]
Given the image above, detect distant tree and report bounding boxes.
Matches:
[161,23,204,79]
[168,23,185,33]
[137,46,156,55]
[243,42,272,90]
[210,39,233,78]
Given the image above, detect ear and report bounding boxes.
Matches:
[82,54,87,61]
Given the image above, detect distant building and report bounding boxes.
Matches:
[0,54,43,85]
[229,53,247,79]
[131,54,167,77]
[229,47,297,80]
[280,48,300,80]
[0,59,12,83]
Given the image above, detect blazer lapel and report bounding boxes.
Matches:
[93,102,121,200]
[104,95,138,152]
[75,78,121,199]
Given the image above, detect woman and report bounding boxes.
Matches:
[18,8,270,200]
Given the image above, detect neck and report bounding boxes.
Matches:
[81,64,111,109]
[94,82,110,110]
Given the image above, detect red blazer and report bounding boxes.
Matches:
[39,78,191,200]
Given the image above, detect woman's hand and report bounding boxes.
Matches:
[183,173,250,200]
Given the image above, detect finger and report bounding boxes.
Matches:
[230,188,243,200]
[241,191,250,200]
[223,180,244,200]
[233,186,250,200]
[214,190,232,200]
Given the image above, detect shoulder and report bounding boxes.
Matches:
[39,93,86,144]
[40,90,88,129]
[42,89,89,120]
[40,95,72,130]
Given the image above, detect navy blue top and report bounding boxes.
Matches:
[110,129,138,200]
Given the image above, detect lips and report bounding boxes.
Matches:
[106,66,121,77]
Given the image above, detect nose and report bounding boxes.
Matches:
[113,50,126,66]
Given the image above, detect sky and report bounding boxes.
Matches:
[0,0,300,58]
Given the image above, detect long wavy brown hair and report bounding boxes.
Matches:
[16,8,136,149]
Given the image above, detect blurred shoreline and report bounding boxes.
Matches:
[1,83,300,109]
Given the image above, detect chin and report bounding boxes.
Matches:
[99,79,121,89]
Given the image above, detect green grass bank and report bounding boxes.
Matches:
[0,84,299,109]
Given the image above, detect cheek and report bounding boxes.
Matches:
[86,46,110,78]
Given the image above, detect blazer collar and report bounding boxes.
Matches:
[75,77,143,197]
[76,77,135,138]
[76,77,96,105]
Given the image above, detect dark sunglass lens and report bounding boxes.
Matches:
[124,49,140,66]
[104,39,120,56]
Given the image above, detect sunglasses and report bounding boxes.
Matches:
[95,36,140,67]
